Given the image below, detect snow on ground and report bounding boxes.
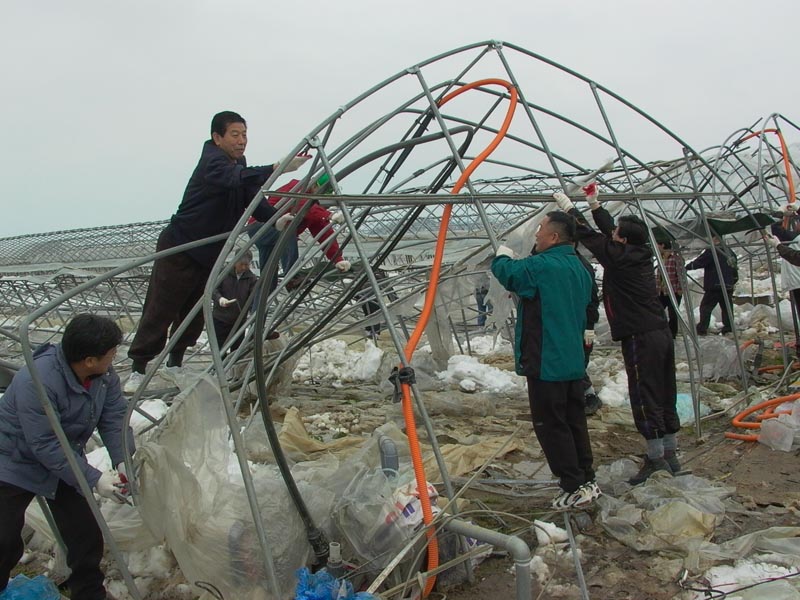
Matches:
[292,339,384,384]
[588,356,629,407]
[462,333,513,357]
[437,354,525,394]
[687,559,800,599]
[130,399,169,435]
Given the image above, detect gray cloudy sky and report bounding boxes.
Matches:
[2,0,798,238]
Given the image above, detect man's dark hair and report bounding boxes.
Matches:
[546,211,576,243]
[617,215,648,245]
[61,314,123,363]
[211,111,246,138]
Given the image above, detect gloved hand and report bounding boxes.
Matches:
[496,245,515,258]
[584,330,596,347]
[582,181,600,210]
[329,210,345,225]
[275,214,294,231]
[765,234,782,249]
[95,471,126,504]
[783,204,798,215]
[281,153,311,173]
[552,192,574,212]
[218,297,237,308]
[116,462,130,496]
[335,260,351,272]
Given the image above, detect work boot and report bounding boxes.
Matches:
[583,393,602,416]
[663,450,682,473]
[628,456,672,486]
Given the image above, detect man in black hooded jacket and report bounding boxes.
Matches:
[554,186,680,485]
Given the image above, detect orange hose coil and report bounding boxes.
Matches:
[400,78,518,596]
[724,393,800,441]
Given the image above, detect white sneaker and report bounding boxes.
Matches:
[123,371,145,394]
[551,481,601,511]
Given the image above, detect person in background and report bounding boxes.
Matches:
[492,211,599,511]
[248,174,351,290]
[212,250,260,353]
[766,212,800,358]
[125,111,308,393]
[0,314,133,600]
[656,240,685,339]
[684,234,738,336]
[555,184,680,486]
[474,271,494,328]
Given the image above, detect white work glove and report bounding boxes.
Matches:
[496,245,515,258]
[330,210,345,225]
[552,192,575,212]
[582,182,600,210]
[584,330,596,346]
[275,214,294,231]
[765,234,782,249]
[218,297,237,308]
[280,154,311,173]
[95,471,126,504]
[783,204,798,215]
[335,260,351,272]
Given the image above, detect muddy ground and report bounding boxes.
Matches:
[11,341,800,600]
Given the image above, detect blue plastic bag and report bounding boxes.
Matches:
[3,574,61,600]
[294,567,378,600]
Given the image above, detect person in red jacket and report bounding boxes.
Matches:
[248,175,350,288]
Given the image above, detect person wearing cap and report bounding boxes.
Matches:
[212,249,259,353]
[248,173,351,291]
[125,111,309,394]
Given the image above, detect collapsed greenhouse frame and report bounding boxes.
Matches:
[1,40,800,599]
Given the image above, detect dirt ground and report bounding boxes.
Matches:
[11,341,800,600]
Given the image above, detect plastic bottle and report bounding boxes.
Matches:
[326,541,346,579]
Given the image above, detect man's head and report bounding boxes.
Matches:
[211,111,247,161]
[62,314,123,376]
[234,250,253,275]
[535,211,576,252]
[613,215,648,245]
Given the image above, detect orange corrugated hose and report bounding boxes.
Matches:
[400,78,518,596]
[736,128,796,227]
[724,393,800,441]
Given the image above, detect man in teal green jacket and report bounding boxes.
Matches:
[492,211,599,510]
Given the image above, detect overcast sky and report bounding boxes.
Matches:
[2,0,798,238]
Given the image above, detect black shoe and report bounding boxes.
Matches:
[583,393,602,416]
[663,451,681,473]
[628,456,672,486]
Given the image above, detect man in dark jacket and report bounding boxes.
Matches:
[0,314,133,600]
[555,186,680,485]
[212,250,259,353]
[125,111,309,393]
[684,235,738,335]
[492,211,598,510]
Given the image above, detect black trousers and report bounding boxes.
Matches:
[697,287,733,334]
[128,227,212,366]
[659,293,683,339]
[620,327,680,441]
[0,481,105,599]
[213,317,243,354]
[526,378,594,493]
